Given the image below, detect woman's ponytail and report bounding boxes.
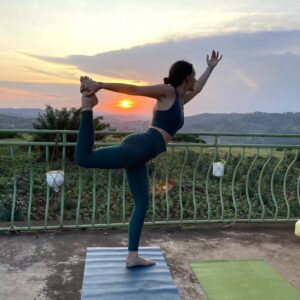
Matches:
[163,77,170,84]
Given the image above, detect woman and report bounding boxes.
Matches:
[75,50,222,268]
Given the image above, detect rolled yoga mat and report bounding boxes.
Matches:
[190,259,300,300]
[81,246,180,300]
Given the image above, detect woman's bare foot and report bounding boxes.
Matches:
[80,76,101,96]
[81,94,98,111]
[126,255,156,268]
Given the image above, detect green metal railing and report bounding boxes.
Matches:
[0,129,299,232]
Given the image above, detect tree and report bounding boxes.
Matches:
[32,104,116,161]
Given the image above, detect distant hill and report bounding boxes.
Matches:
[0,108,299,144]
[0,108,148,121]
[182,112,300,144]
[0,108,44,118]
[0,114,34,129]
[183,112,300,135]
[0,108,148,130]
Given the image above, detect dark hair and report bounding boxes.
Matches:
[163,60,194,87]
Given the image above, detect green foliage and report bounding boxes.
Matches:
[0,140,299,224]
[0,131,20,139]
[32,104,116,161]
[0,167,28,222]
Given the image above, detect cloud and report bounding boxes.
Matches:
[4,30,300,114]
[26,30,300,77]
[233,69,258,89]
[0,83,79,109]
[0,87,54,99]
[25,66,78,81]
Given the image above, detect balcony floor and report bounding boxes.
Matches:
[0,223,299,300]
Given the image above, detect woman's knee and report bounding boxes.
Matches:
[75,154,92,168]
[75,158,87,168]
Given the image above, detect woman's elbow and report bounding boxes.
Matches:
[129,85,141,95]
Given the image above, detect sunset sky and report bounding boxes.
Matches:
[0,0,300,119]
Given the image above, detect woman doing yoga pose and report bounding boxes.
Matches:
[75,50,222,268]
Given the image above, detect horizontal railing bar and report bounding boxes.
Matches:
[1,141,300,148]
[1,218,298,232]
[1,128,300,138]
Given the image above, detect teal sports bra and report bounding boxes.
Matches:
[150,90,184,137]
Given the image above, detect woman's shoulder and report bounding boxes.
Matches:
[155,86,178,111]
[157,85,176,102]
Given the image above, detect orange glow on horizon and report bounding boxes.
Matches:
[116,99,134,109]
[96,94,155,118]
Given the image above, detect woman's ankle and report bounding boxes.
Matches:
[127,251,138,258]
[82,107,93,111]
[81,94,98,110]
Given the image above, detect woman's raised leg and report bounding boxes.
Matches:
[75,95,149,169]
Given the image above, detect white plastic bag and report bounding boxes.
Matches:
[46,170,64,192]
[212,162,224,177]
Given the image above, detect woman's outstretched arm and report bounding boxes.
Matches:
[81,76,172,100]
[183,50,222,104]
[100,82,171,100]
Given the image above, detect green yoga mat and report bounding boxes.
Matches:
[190,260,300,300]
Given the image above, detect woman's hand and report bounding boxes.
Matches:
[206,50,222,70]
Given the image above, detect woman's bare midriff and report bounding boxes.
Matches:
[148,126,172,145]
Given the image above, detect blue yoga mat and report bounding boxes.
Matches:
[81,246,180,300]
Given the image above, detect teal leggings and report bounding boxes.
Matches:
[75,110,166,251]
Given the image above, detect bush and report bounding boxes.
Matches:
[0,131,20,139]
[32,104,116,161]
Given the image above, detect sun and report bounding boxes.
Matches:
[117,99,134,109]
